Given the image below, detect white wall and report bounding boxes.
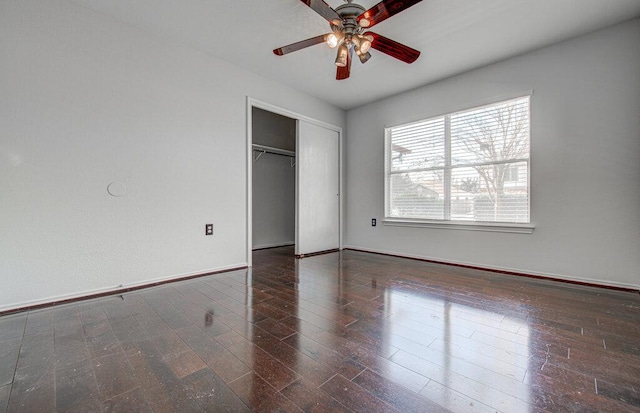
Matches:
[0,0,345,311]
[345,19,640,289]
[252,108,296,249]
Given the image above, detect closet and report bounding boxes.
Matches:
[251,107,296,250]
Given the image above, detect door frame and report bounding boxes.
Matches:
[246,97,343,267]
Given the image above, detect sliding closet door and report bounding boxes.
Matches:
[295,121,340,256]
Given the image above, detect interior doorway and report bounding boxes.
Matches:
[246,98,342,266]
[251,107,296,251]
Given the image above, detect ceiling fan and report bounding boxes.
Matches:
[274,0,423,80]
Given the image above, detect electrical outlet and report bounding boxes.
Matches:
[205,224,213,235]
[371,218,376,227]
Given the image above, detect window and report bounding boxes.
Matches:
[385,96,530,226]
[504,164,519,182]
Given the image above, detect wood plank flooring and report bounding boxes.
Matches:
[1,246,639,412]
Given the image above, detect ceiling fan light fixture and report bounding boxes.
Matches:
[359,17,371,28]
[357,35,372,54]
[351,35,361,54]
[326,33,340,48]
[358,51,371,64]
[335,44,348,67]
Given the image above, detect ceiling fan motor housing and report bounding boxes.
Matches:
[334,3,367,39]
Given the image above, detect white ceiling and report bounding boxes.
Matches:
[71,0,640,110]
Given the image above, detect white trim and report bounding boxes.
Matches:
[0,263,247,313]
[385,90,534,129]
[384,128,391,218]
[246,99,253,267]
[390,158,530,175]
[249,98,342,133]
[384,94,531,227]
[383,219,535,234]
[342,245,639,291]
[246,97,344,266]
[295,119,300,256]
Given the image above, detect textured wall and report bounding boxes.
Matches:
[0,0,345,310]
[345,19,640,288]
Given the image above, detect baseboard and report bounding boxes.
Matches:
[296,248,340,258]
[342,245,639,292]
[252,242,295,251]
[0,263,248,316]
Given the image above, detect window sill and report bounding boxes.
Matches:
[382,218,535,234]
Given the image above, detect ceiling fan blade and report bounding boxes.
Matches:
[300,0,342,24]
[366,31,420,63]
[336,48,352,80]
[273,34,328,56]
[357,0,423,28]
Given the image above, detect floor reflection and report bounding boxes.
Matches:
[384,285,531,411]
[2,246,638,412]
[294,250,535,411]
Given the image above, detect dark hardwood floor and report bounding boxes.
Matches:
[1,246,639,412]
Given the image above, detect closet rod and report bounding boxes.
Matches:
[252,144,295,158]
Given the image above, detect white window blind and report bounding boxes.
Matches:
[385,96,530,224]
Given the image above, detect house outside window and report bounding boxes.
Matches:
[385,95,531,226]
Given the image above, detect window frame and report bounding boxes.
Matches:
[383,94,534,234]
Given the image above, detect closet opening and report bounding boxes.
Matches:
[251,107,296,253]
